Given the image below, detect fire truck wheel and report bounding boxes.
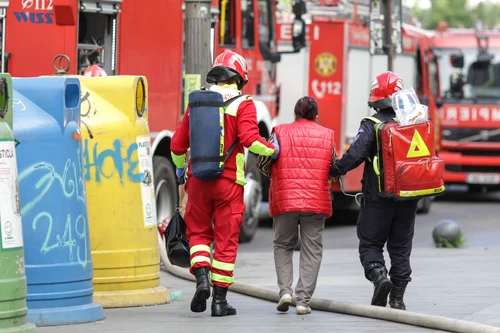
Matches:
[154,155,178,233]
[240,153,262,243]
[416,197,432,214]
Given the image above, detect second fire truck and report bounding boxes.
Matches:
[273,0,440,216]
[430,24,500,194]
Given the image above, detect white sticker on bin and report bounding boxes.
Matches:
[137,136,157,229]
[0,140,24,249]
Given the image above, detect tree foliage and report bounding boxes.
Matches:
[411,0,500,29]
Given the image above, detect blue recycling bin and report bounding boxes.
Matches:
[13,77,105,326]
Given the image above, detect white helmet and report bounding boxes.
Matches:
[390,88,428,126]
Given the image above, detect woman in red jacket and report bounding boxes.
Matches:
[269,96,336,315]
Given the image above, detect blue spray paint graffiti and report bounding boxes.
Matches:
[82,139,142,185]
[13,98,27,111]
[18,149,89,268]
[80,90,142,185]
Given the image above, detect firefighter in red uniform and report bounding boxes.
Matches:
[170,50,279,317]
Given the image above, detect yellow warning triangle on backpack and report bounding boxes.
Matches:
[406,129,431,158]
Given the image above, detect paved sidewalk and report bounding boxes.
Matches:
[37,247,500,333]
[234,247,500,328]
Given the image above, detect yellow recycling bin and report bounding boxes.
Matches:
[79,76,170,308]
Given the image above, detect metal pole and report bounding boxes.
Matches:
[384,0,393,72]
[184,0,212,86]
[1,9,6,73]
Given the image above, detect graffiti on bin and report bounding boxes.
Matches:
[81,92,98,118]
[79,91,142,185]
[83,138,142,185]
[13,98,27,111]
[18,152,89,268]
[31,212,88,267]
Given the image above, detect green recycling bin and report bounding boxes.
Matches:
[0,74,36,332]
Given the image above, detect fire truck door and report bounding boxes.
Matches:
[346,47,370,144]
[78,0,121,75]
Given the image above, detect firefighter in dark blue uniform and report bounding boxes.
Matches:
[329,72,418,310]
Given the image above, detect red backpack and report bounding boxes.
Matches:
[364,117,445,200]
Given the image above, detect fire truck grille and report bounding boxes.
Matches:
[445,165,500,173]
[442,128,500,143]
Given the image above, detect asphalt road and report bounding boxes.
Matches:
[240,192,500,252]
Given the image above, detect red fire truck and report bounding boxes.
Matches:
[2,0,306,242]
[272,1,440,215]
[429,26,500,194]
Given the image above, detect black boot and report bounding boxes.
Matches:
[389,284,407,310]
[211,285,237,317]
[190,267,211,313]
[367,267,393,307]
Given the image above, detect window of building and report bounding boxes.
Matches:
[219,0,236,47]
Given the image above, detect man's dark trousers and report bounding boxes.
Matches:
[356,196,418,285]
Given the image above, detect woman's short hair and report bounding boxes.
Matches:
[294,96,318,121]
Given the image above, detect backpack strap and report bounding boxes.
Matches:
[220,95,246,161]
[362,116,383,125]
[187,93,243,109]
[223,94,245,107]
[222,138,240,162]
[190,139,239,163]
[361,117,383,164]
[361,116,397,124]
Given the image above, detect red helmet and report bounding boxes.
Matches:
[206,50,248,89]
[368,71,404,110]
[83,64,107,77]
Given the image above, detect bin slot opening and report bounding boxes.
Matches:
[65,84,80,109]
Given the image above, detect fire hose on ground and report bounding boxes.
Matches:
[157,234,500,333]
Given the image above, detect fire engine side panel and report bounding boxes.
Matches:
[6,0,78,76]
[275,21,312,125]
[345,48,370,141]
[117,0,184,132]
[345,23,417,141]
[307,21,344,149]
[275,43,309,125]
